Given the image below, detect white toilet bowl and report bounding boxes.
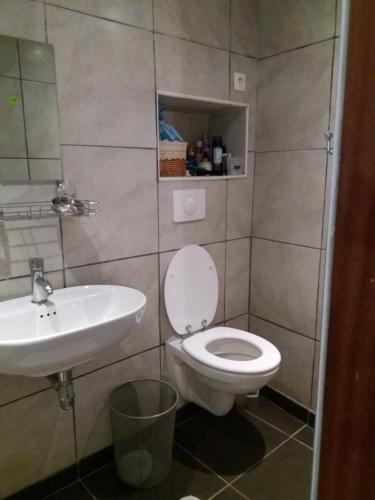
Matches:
[164,245,281,416]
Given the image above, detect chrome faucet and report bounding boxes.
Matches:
[30,258,53,304]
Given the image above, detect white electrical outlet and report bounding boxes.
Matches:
[234,72,246,91]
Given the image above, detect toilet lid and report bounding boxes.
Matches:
[164,245,218,335]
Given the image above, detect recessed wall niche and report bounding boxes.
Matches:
[158,91,249,180]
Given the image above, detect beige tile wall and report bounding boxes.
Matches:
[0,1,343,492]
[251,0,341,410]
[0,0,257,495]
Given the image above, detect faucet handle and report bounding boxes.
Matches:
[30,257,44,272]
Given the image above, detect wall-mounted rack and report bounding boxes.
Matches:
[0,199,98,222]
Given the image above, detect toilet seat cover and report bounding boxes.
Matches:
[182,327,281,374]
[164,245,218,335]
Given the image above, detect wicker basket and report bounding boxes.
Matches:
[159,141,187,177]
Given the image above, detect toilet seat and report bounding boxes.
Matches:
[182,327,281,375]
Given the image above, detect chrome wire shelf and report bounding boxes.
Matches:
[0,200,98,222]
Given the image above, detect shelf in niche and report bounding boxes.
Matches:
[157,91,249,181]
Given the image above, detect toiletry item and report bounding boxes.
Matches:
[202,133,210,158]
[212,136,223,175]
[159,105,184,142]
[227,156,244,175]
[186,144,197,176]
[222,145,228,175]
[199,152,212,174]
[196,139,203,163]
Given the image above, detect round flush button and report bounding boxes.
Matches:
[183,196,197,216]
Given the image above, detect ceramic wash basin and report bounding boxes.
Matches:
[0,285,146,377]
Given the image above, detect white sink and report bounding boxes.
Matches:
[0,285,146,377]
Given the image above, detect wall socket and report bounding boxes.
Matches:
[233,72,246,91]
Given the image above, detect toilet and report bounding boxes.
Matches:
[164,244,281,416]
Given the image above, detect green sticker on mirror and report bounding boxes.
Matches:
[7,96,17,107]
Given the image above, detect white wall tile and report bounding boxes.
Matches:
[258,0,335,57]
[225,313,249,331]
[47,0,153,30]
[154,0,230,50]
[253,150,326,247]
[230,54,257,151]
[47,6,156,147]
[0,0,46,42]
[61,146,158,267]
[155,34,229,100]
[158,180,227,252]
[226,153,254,240]
[250,315,315,407]
[251,239,320,338]
[225,238,250,319]
[257,41,333,151]
[230,0,258,57]
[0,389,75,498]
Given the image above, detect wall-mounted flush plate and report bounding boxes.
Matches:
[173,189,206,222]
[234,72,246,91]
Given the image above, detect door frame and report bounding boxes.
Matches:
[313,0,375,497]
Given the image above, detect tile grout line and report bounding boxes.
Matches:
[45,1,257,60]
[258,35,339,61]
[256,147,326,154]
[208,483,251,500]
[293,438,313,451]
[60,143,157,150]
[207,484,231,500]
[79,461,113,483]
[229,424,308,489]
[0,346,161,410]
[231,484,252,500]
[151,0,164,371]
[262,385,314,416]
[228,434,292,488]
[0,236,254,285]
[79,479,98,499]
[174,441,231,486]
[175,410,204,429]
[40,479,79,500]
[251,235,323,251]
[249,313,318,342]
[243,408,305,437]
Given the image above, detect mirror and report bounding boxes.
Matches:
[0,35,62,183]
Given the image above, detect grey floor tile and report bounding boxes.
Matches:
[174,408,287,481]
[45,482,93,499]
[233,439,313,500]
[211,485,249,499]
[82,444,226,500]
[294,426,315,448]
[175,402,203,427]
[239,395,305,435]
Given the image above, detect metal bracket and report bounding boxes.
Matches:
[201,319,208,331]
[325,129,334,155]
[185,324,192,335]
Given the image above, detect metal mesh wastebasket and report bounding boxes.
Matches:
[108,379,178,488]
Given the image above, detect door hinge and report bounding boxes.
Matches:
[325,129,334,155]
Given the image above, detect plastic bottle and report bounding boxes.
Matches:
[212,136,223,175]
